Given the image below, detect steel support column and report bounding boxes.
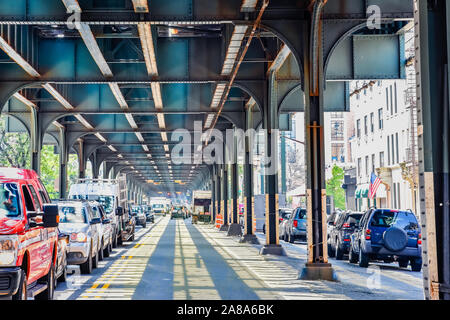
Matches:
[227,128,242,236]
[260,72,284,255]
[416,0,450,300]
[299,3,336,281]
[219,162,229,231]
[215,163,222,227]
[78,139,85,179]
[58,127,68,199]
[240,106,259,244]
[211,165,217,222]
[30,108,42,174]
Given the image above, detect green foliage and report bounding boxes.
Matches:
[40,145,59,199]
[0,117,30,168]
[40,145,79,199]
[326,165,346,210]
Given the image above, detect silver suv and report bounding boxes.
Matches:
[56,200,102,274]
[89,201,113,260]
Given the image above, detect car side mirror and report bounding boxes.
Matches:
[43,204,59,228]
[116,207,124,216]
[90,218,101,225]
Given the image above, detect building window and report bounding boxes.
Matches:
[331,143,344,162]
[390,85,394,115]
[365,156,369,176]
[358,158,362,177]
[393,182,397,208]
[356,119,361,138]
[380,151,385,167]
[387,137,391,165]
[331,120,344,141]
[391,134,395,164]
[370,113,374,133]
[395,132,399,164]
[378,108,383,129]
[394,82,398,114]
[386,87,389,112]
[364,116,368,135]
[371,154,376,173]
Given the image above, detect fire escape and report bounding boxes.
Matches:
[401,28,419,214]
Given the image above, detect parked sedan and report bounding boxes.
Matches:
[284,207,307,243]
[328,211,363,259]
[56,200,102,274]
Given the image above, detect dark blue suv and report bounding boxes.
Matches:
[349,208,422,271]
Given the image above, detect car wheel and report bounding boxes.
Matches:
[92,249,98,269]
[98,242,104,261]
[143,222,147,228]
[289,232,294,243]
[358,246,369,268]
[335,240,344,260]
[328,242,335,258]
[12,269,27,300]
[398,257,409,268]
[410,257,422,272]
[348,246,358,263]
[35,263,55,300]
[112,233,118,248]
[80,250,92,274]
[104,243,110,258]
[57,252,67,283]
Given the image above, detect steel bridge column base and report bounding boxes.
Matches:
[259,244,286,256]
[226,223,242,237]
[299,263,338,281]
[239,234,260,244]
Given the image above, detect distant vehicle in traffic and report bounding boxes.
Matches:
[171,205,186,219]
[131,205,147,227]
[348,208,422,271]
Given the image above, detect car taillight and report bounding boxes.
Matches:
[293,220,298,228]
[365,229,371,240]
[343,223,350,228]
[418,233,422,245]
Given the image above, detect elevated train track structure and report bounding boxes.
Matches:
[0,0,448,300]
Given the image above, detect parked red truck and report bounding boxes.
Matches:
[0,168,59,300]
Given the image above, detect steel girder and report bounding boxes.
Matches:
[415,0,450,300]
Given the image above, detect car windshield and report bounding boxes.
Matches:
[297,209,306,219]
[96,196,114,214]
[370,210,419,231]
[345,213,362,226]
[279,210,291,219]
[153,204,163,208]
[58,205,87,224]
[0,183,21,219]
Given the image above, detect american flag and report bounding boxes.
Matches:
[369,172,382,199]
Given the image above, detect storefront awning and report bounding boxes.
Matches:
[356,185,369,198]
